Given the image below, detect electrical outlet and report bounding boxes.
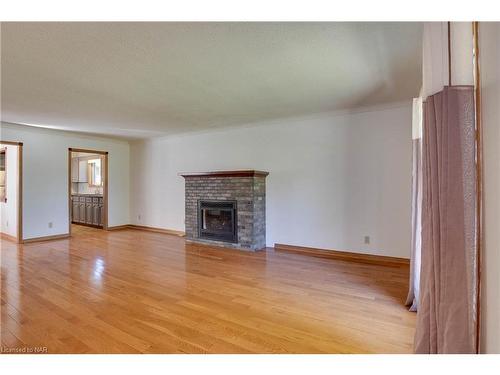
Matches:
[138,215,141,221]
[364,235,370,244]
[6,220,8,227]
[48,222,53,228]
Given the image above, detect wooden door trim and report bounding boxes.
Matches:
[1,147,7,203]
[69,147,108,156]
[68,148,109,235]
[68,149,72,236]
[472,21,483,354]
[0,140,23,243]
[103,152,108,230]
[0,141,23,146]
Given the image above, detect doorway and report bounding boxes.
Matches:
[0,141,23,243]
[68,148,108,235]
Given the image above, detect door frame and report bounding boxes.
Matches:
[0,140,23,243]
[472,21,483,354]
[68,148,109,235]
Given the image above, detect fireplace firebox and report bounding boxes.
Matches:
[198,200,237,243]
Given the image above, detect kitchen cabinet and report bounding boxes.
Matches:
[78,160,88,183]
[71,158,79,183]
[71,157,89,183]
[71,195,104,227]
[79,199,86,222]
[85,198,93,225]
[92,203,101,226]
[72,199,80,222]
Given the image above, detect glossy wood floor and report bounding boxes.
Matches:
[1,225,415,353]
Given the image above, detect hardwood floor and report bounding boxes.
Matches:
[1,225,416,353]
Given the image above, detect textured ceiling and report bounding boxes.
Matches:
[1,22,422,139]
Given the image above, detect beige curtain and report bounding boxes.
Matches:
[414,85,478,353]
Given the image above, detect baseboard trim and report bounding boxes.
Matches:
[105,224,185,236]
[106,225,130,231]
[0,232,18,243]
[22,233,70,244]
[274,243,410,267]
[127,224,185,237]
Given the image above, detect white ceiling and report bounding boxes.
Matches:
[1,22,422,139]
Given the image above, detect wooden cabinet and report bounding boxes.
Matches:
[99,204,104,225]
[71,158,89,183]
[72,199,80,222]
[85,201,93,224]
[79,201,86,222]
[71,158,79,183]
[92,203,100,226]
[71,195,104,227]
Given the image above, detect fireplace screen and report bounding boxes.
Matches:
[198,200,237,243]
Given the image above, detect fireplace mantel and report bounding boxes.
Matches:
[180,170,269,178]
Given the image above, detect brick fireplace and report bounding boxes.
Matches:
[180,170,269,251]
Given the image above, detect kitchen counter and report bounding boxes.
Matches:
[71,193,103,197]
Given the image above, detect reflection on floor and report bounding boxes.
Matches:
[1,226,415,353]
[71,223,103,235]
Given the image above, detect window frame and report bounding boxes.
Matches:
[87,157,103,187]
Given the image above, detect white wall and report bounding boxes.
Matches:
[130,104,412,258]
[0,122,130,239]
[422,22,473,98]
[0,144,19,238]
[480,22,500,354]
[422,22,449,98]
